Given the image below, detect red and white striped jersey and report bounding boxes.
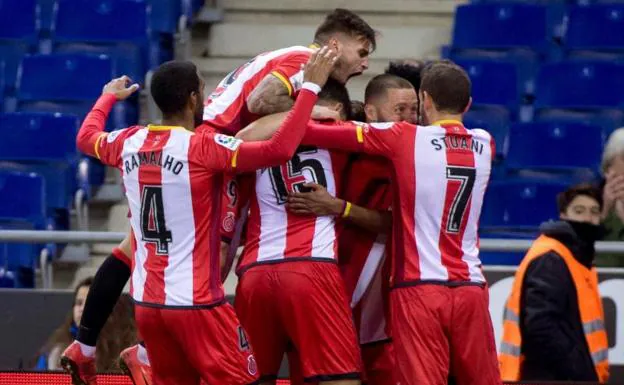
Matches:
[203,45,313,134]
[303,119,495,286]
[339,155,393,344]
[237,146,349,274]
[100,126,242,307]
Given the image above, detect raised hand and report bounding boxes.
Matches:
[303,46,339,88]
[102,76,140,101]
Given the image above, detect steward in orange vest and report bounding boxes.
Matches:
[499,184,609,383]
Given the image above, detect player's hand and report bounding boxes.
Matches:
[303,46,338,88]
[102,76,140,101]
[603,170,624,219]
[286,183,343,217]
[311,105,341,121]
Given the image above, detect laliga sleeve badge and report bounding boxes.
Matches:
[107,128,126,143]
[214,134,243,151]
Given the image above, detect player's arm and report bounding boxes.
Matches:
[236,106,342,142]
[246,52,310,115]
[202,47,338,173]
[76,76,139,166]
[287,183,392,234]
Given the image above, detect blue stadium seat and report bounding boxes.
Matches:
[452,3,555,54]
[481,178,570,231]
[566,4,624,53]
[454,58,523,111]
[149,0,184,34]
[38,0,56,35]
[535,110,624,137]
[0,170,47,288]
[505,122,604,177]
[464,108,510,158]
[0,0,39,42]
[52,0,149,82]
[15,53,133,129]
[0,112,85,218]
[534,61,624,110]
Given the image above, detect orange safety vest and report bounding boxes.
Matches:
[499,235,609,383]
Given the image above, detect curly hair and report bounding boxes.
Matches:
[314,8,376,50]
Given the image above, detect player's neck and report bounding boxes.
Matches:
[426,111,463,126]
[161,115,196,132]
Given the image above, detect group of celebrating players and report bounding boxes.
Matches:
[58,8,502,385]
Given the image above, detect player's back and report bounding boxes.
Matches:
[387,120,494,286]
[122,126,229,307]
[238,144,348,274]
[203,45,313,134]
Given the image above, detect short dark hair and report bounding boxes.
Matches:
[385,60,424,91]
[151,61,200,116]
[314,8,376,51]
[364,74,414,103]
[318,78,352,119]
[420,61,471,114]
[350,100,366,122]
[557,183,603,213]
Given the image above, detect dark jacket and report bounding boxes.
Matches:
[519,221,598,382]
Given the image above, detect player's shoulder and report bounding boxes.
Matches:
[203,132,244,152]
[104,125,144,143]
[268,45,314,62]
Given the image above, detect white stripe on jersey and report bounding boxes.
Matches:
[462,129,492,283]
[351,237,386,307]
[358,263,389,344]
[256,167,288,262]
[123,129,149,303]
[414,126,449,281]
[203,45,313,121]
[310,151,338,259]
[161,129,196,306]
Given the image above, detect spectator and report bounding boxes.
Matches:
[499,183,610,383]
[35,277,137,372]
[600,127,624,266]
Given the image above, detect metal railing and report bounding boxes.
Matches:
[2,230,624,289]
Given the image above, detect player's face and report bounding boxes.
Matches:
[560,195,602,226]
[331,35,371,83]
[73,285,90,326]
[367,88,418,123]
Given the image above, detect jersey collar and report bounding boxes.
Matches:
[147,125,185,132]
[432,119,463,127]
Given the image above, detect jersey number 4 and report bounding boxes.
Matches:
[445,166,476,234]
[269,148,327,205]
[140,186,173,255]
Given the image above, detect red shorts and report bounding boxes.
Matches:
[361,341,397,385]
[390,285,501,385]
[235,261,362,383]
[135,303,259,385]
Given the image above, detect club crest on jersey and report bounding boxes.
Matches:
[247,355,258,376]
[106,128,126,143]
[222,211,236,233]
[214,134,243,151]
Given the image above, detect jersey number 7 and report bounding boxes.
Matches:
[140,186,173,255]
[445,166,476,234]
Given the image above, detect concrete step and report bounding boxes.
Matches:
[207,23,449,60]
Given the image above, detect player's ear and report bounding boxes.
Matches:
[328,37,340,52]
[364,103,377,122]
[463,97,472,114]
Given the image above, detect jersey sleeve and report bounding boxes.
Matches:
[196,133,243,171]
[76,93,137,167]
[270,52,310,97]
[302,121,404,157]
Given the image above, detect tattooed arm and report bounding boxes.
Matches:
[246,74,295,115]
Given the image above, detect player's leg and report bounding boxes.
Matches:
[234,266,288,385]
[449,285,502,385]
[279,262,362,385]
[61,230,133,385]
[135,305,200,385]
[389,285,451,385]
[165,303,259,385]
[360,341,397,385]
